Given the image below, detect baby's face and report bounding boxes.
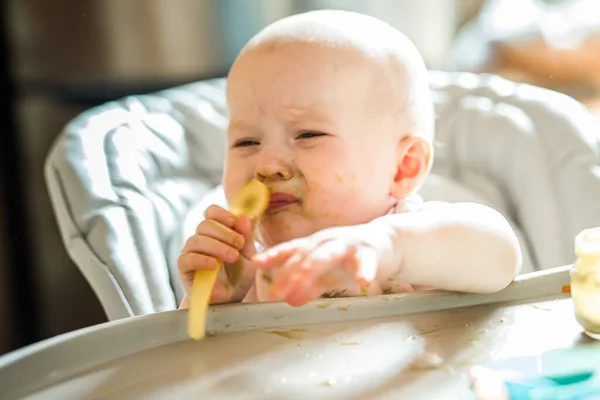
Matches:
[224,43,401,246]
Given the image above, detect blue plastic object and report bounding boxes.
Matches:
[476,346,600,399]
[505,370,599,399]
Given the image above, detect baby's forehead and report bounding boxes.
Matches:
[232,41,401,95]
[230,51,403,133]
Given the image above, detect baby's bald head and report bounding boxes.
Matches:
[224,11,434,245]
[232,9,434,142]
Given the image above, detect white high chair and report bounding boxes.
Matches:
[45,72,600,321]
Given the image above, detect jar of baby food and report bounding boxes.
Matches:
[570,227,600,340]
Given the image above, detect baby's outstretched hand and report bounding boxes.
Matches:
[253,225,382,306]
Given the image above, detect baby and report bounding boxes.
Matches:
[178,10,522,308]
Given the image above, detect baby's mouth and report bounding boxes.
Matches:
[266,192,299,213]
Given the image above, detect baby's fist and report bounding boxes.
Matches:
[178,205,257,304]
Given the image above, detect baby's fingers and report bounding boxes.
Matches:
[182,234,239,265]
[204,205,237,228]
[254,239,305,269]
[275,241,355,306]
[195,219,245,251]
[178,252,220,277]
[177,254,233,304]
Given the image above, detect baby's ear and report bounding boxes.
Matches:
[390,135,432,199]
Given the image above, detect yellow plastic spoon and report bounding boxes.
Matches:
[188,179,270,340]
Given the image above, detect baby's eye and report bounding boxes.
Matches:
[233,139,260,148]
[296,131,326,140]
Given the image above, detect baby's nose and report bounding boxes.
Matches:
[255,151,294,181]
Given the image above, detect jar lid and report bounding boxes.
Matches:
[575,227,600,258]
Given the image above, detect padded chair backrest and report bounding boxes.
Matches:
[45,72,600,320]
[45,79,229,320]
[428,71,600,269]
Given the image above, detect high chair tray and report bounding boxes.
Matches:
[0,265,595,400]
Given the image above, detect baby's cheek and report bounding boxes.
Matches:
[315,194,351,223]
[340,171,358,190]
[222,179,242,204]
[311,208,347,226]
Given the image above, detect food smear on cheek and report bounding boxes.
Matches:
[332,213,347,222]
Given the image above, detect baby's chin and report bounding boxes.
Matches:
[256,211,360,248]
[257,215,325,247]
[257,223,311,248]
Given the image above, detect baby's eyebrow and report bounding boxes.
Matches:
[228,121,256,135]
[283,105,331,124]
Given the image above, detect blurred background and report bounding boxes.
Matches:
[1,0,599,355]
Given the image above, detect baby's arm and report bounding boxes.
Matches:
[376,202,522,293]
[252,201,521,304]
